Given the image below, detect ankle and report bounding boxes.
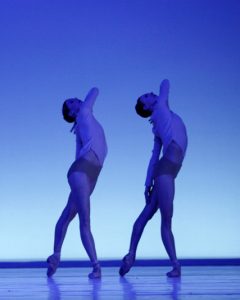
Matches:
[54,252,61,258]
[128,251,136,258]
[92,261,100,269]
[172,260,180,268]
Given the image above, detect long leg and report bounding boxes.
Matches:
[155,174,181,277]
[54,192,77,253]
[47,192,77,277]
[119,189,158,276]
[68,172,98,265]
[128,188,158,256]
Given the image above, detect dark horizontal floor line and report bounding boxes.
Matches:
[0,259,240,268]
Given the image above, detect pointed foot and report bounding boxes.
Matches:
[119,253,135,277]
[46,254,60,277]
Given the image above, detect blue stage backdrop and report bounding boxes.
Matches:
[0,0,239,260]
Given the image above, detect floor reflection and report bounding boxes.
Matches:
[88,277,102,300]
[119,274,182,300]
[47,277,61,300]
[47,276,102,300]
[166,277,181,300]
[119,276,137,300]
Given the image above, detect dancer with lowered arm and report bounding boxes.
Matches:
[47,87,107,279]
[119,79,187,277]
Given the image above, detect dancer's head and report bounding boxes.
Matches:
[62,98,82,123]
[135,93,157,118]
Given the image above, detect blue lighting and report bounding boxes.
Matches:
[0,0,239,260]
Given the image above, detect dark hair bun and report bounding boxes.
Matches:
[135,98,152,118]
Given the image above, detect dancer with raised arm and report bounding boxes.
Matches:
[47,87,107,279]
[119,79,187,277]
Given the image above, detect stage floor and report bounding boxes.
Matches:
[0,266,239,299]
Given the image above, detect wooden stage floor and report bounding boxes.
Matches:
[0,266,239,299]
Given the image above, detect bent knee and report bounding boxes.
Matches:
[133,215,150,232]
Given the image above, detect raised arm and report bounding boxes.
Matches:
[83,87,99,110]
[158,79,170,107]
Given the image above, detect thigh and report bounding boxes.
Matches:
[68,171,91,219]
[154,175,175,218]
[89,175,100,195]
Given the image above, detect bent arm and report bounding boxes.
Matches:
[83,87,99,110]
[145,137,162,187]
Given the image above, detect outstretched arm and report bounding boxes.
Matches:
[158,79,170,107]
[84,87,99,110]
